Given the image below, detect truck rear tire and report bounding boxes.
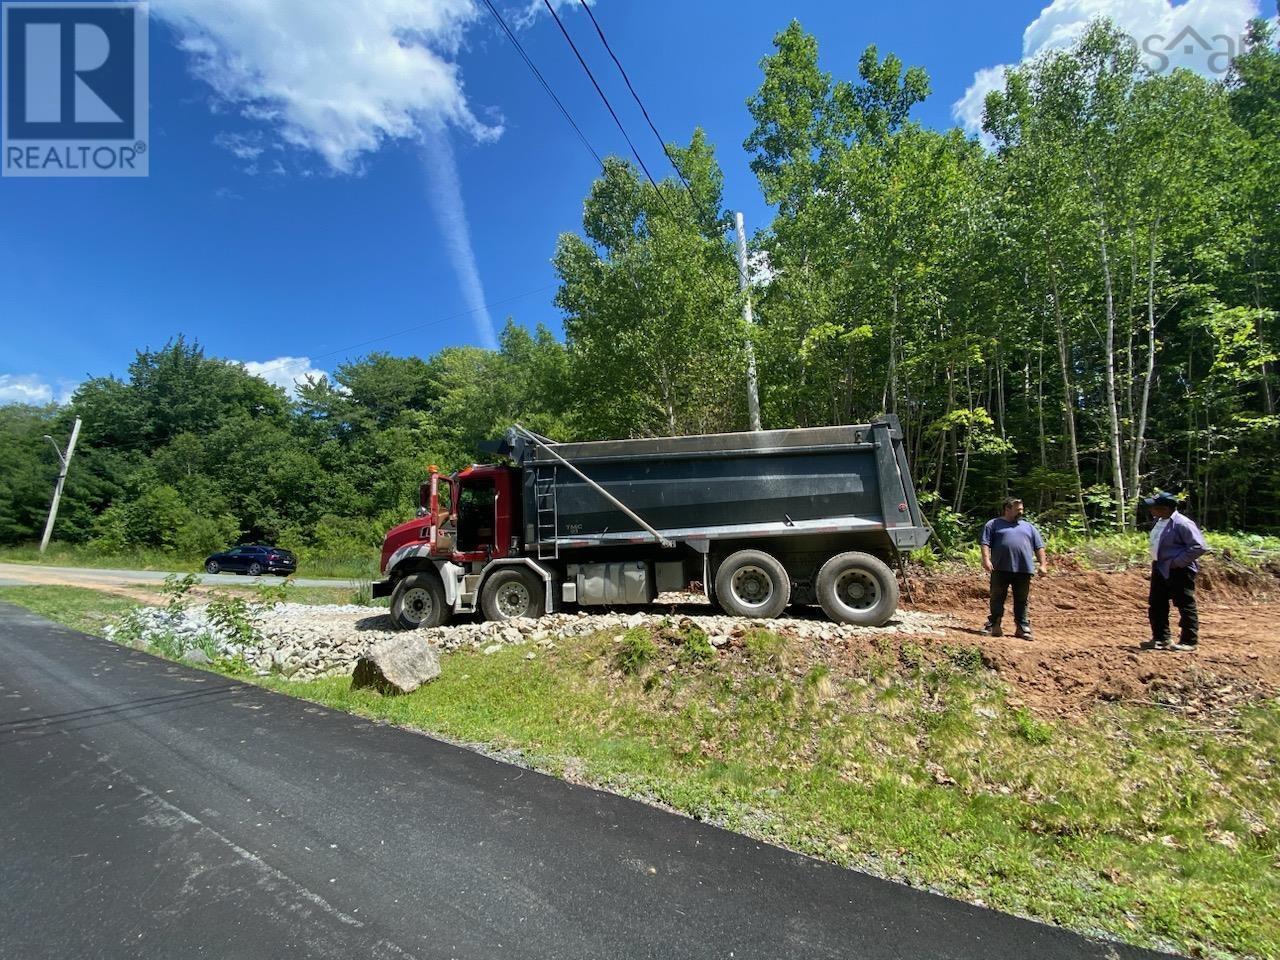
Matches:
[390,573,450,630]
[714,550,790,619]
[480,567,546,622]
[816,552,899,627]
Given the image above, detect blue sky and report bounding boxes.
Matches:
[1,0,1269,402]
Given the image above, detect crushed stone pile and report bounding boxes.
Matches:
[110,595,947,682]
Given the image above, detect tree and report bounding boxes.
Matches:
[554,131,745,437]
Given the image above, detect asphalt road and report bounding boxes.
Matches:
[0,603,1172,960]
[0,561,351,590]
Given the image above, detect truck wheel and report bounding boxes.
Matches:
[714,550,790,619]
[481,568,546,622]
[816,552,899,627]
[390,573,450,630]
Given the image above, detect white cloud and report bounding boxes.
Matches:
[511,0,594,31]
[156,0,513,350]
[954,65,1015,142]
[0,374,53,405]
[153,0,502,172]
[240,356,331,398]
[56,380,80,405]
[213,130,264,162]
[953,0,1268,136]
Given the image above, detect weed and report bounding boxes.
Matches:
[944,644,985,674]
[206,593,261,646]
[898,641,924,670]
[254,579,293,604]
[677,625,715,664]
[615,627,658,676]
[744,629,788,667]
[161,573,199,614]
[350,576,374,606]
[1012,707,1053,745]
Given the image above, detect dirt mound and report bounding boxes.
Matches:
[901,562,1280,715]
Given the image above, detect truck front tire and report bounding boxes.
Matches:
[480,567,546,622]
[390,573,450,630]
[714,550,790,619]
[816,552,899,627]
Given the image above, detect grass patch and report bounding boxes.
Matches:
[4,584,1277,957]
[0,585,140,633]
[137,582,383,607]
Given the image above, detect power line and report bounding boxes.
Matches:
[309,284,560,363]
[539,0,675,215]
[576,0,691,192]
[476,0,603,168]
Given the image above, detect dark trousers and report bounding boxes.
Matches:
[1149,563,1198,645]
[988,571,1032,631]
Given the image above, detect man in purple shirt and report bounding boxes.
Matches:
[979,497,1048,639]
[1142,492,1208,652]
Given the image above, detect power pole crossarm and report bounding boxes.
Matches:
[39,417,81,554]
[735,212,763,432]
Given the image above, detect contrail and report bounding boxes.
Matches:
[422,132,499,350]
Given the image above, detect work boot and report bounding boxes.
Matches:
[1140,637,1171,651]
[1014,626,1033,640]
[1171,641,1198,653]
[980,622,1002,637]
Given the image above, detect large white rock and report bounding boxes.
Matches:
[352,636,441,695]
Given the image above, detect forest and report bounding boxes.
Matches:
[1,17,1277,561]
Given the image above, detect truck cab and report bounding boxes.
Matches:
[374,464,547,628]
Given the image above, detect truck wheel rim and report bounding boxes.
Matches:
[835,569,879,611]
[730,565,774,610]
[403,587,434,624]
[496,582,531,618]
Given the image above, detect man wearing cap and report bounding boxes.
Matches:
[1142,492,1208,652]
[979,497,1047,639]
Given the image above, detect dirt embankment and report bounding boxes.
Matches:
[903,560,1280,715]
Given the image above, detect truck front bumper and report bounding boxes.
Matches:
[372,578,394,599]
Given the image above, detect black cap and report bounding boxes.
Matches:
[1142,492,1178,508]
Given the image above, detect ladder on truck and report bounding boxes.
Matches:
[534,464,558,559]
[512,424,674,552]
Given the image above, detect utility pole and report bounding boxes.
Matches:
[735,212,763,432]
[39,417,81,554]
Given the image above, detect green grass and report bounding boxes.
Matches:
[0,584,140,633]
[3,585,1277,957]
[0,541,377,580]
[134,582,385,607]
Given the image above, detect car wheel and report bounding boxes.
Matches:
[815,552,899,627]
[205,561,219,574]
[247,562,263,576]
[390,573,450,630]
[480,568,546,622]
[714,550,790,619]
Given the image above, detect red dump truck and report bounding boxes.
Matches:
[373,418,930,630]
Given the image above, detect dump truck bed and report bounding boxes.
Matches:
[507,417,929,555]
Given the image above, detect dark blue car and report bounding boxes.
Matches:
[204,545,296,577]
